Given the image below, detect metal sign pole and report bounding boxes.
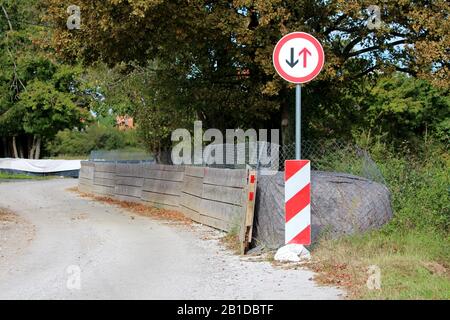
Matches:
[272,32,324,251]
[295,84,301,160]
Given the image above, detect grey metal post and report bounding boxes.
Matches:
[295,84,301,159]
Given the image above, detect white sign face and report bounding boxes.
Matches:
[273,32,325,84]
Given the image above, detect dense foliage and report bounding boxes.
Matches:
[42,0,449,152]
[47,125,144,156]
[0,0,89,158]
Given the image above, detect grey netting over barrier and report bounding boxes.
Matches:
[203,140,392,249]
[253,171,392,249]
[278,141,386,185]
[202,140,385,185]
[89,150,154,162]
[253,141,392,249]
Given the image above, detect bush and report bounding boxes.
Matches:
[377,147,449,234]
[350,131,449,234]
[46,125,144,156]
[312,136,449,300]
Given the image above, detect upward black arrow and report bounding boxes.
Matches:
[286,47,299,68]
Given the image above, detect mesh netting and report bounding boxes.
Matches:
[202,140,385,185]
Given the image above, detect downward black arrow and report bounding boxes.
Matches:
[286,47,299,68]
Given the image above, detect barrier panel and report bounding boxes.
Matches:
[198,167,247,232]
[78,161,94,193]
[114,163,144,203]
[92,162,116,196]
[79,162,253,245]
[179,166,204,222]
[141,164,184,209]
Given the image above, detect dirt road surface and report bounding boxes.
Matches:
[0,179,343,299]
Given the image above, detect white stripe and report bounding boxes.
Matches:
[285,204,310,244]
[285,162,310,202]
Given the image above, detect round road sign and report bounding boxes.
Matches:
[273,32,325,84]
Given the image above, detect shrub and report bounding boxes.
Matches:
[378,149,449,234]
[46,125,144,156]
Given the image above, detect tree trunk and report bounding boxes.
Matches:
[12,136,19,158]
[29,135,36,159]
[18,136,24,158]
[27,135,33,159]
[34,136,41,159]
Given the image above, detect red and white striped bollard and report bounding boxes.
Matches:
[284,160,311,245]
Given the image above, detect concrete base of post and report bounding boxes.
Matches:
[274,244,311,262]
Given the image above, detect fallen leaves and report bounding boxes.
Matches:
[0,208,17,223]
[68,187,192,225]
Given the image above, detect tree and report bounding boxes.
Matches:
[361,73,450,142]
[43,0,449,148]
[18,80,86,158]
[0,0,89,158]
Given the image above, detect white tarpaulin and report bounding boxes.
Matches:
[0,158,82,173]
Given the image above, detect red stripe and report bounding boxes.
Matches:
[248,192,254,201]
[285,160,309,181]
[285,183,310,222]
[288,225,311,245]
[250,174,255,184]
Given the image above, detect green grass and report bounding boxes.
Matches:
[312,230,450,299]
[0,172,52,180]
[311,139,449,299]
[44,155,88,160]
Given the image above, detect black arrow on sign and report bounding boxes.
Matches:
[285,47,299,68]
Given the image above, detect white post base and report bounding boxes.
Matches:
[274,244,311,262]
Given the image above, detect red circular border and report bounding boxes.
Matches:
[273,32,325,84]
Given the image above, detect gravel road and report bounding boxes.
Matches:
[0,179,343,300]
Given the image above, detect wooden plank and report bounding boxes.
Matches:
[203,168,246,188]
[199,198,243,223]
[179,192,202,212]
[181,175,203,197]
[79,176,94,183]
[80,161,94,167]
[80,171,94,180]
[114,185,142,198]
[115,176,144,187]
[179,205,201,221]
[184,166,204,178]
[115,194,142,203]
[115,163,144,177]
[94,171,115,180]
[142,179,181,195]
[240,170,257,254]
[79,166,94,179]
[94,163,116,172]
[197,214,232,232]
[141,191,180,207]
[93,177,115,187]
[81,164,94,170]
[79,177,93,186]
[143,163,184,172]
[143,170,184,181]
[93,185,114,196]
[202,184,244,206]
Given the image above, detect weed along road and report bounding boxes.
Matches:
[0,179,342,299]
